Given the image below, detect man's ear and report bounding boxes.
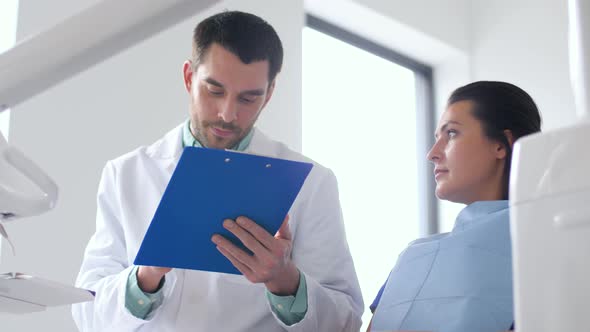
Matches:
[261,80,276,109]
[182,60,193,93]
[496,129,515,160]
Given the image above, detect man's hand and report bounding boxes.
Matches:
[137,266,171,293]
[211,215,300,296]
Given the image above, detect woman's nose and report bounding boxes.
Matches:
[427,140,442,163]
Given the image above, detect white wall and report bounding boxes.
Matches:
[470,0,576,130]
[350,0,471,53]
[1,1,303,330]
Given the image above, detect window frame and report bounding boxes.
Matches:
[305,14,438,235]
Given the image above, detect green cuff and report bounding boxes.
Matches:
[125,266,165,319]
[265,271,308,325]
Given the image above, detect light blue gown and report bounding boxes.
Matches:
[371,200,513,332]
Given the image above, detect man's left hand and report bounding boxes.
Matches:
[212,215,300,296]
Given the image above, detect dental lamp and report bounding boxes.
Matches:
[0,0,220,314]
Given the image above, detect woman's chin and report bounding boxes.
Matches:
[435,186,463,204]
[435,186,447,200]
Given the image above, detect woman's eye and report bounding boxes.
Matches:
[209,89,224,96]
[447,129,458,138]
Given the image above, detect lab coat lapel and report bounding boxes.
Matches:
[145,123,184,175]
[144,125,282,195]
[245,128,281,158]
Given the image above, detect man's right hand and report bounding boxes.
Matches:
[137,266,171,293]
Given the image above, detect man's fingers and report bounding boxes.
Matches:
[212,216,295,287]
[275,215,291,240]
[211,233,257,267]
[216,245,253,277]
[235,216,277,250]
[222,219,274,259]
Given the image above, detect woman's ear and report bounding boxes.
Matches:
[496,129,514,160]
[504,129,514,147]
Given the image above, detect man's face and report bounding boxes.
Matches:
[183,43,275,149]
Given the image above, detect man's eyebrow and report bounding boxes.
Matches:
[435,120,461,138]
[204,77,223,88]
[204,77,265,96]
[240,89,265,96]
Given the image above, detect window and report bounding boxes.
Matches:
[303,16,436,329]
[0,0,19,139]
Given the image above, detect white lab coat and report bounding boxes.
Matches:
[72,124,364,332]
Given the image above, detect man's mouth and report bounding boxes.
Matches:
[211,126,235,138]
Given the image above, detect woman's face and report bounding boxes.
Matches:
[427,100,508,204]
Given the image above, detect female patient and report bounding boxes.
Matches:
[368,81,542,332]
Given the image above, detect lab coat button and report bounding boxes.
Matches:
[138,299,145,305]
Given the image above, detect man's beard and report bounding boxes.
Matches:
[194,120,243,149]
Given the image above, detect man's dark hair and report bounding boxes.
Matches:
[448,81,542,199]
[192,11,284,82]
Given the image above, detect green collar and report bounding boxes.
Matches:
[182,119,253,151]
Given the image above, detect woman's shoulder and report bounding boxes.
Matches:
[407,232,450,246]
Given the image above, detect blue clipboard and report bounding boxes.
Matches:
[134,147,313,275]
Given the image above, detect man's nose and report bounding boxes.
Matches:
[218,99,238,123]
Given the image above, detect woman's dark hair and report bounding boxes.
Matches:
[192,11,283,83]
[448,81,542,199]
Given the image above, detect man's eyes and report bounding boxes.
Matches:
[206,86,258,103]
[239,96,256,104]
[208,88,224,96]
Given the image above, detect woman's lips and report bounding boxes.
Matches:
[434,169,449,180]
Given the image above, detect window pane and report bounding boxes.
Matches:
[303,27,421,329]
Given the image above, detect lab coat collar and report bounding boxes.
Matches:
[144,123,280,173]
[453,200,509,231]
[144,123,184,173]
[244,128,282,157]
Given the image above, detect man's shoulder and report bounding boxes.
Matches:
[107,123,183,169]
[252,130,332,177]
[107,145,149,168]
